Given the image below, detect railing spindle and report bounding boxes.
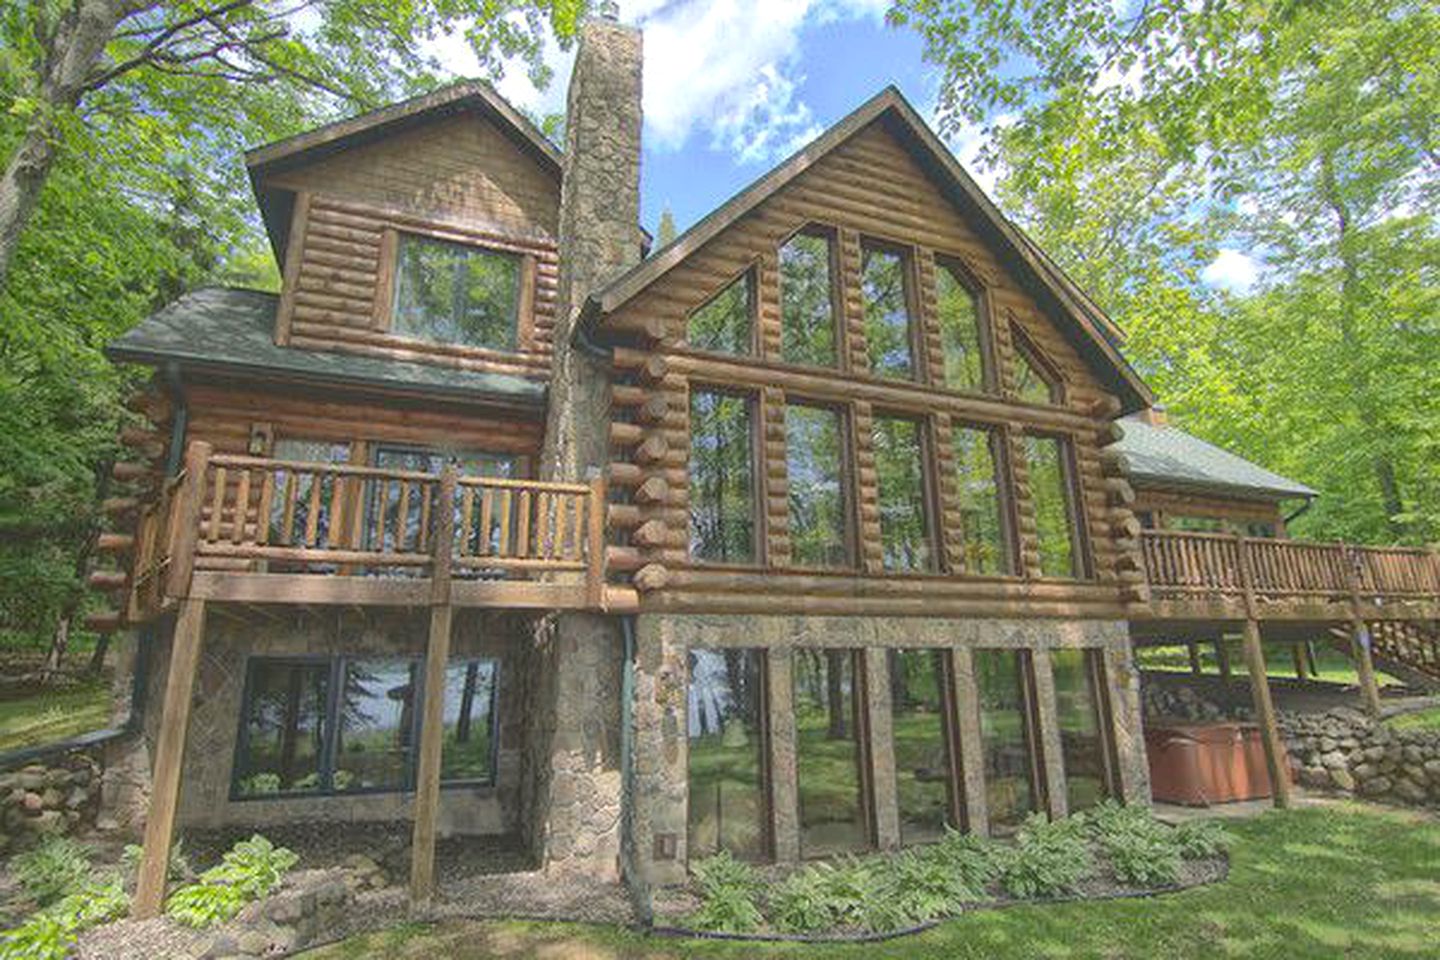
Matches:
[458,486,475,557]
[477,489,494,557]
[232,469,251,545]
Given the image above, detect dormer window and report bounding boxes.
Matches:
[688,269,754,355]
[392,233,522,351]
[936,259,991,393]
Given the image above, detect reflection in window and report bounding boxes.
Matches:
[370,446,519,556]
[861,244,914,379]
[889,649,953,845]
[1169,515,1225,534]
[953,426,1009,575]
[1025,435,1081,578]
[872,415,934,572]
[793,649,867,857]
[269,439,351,549]
[689,390,755,563]
[786,404,848,568]
[1245,521,1278,539]
[780,231,837,367]
[975,649,1040,835]
[687,648,768,860]
[234,660,330,797]
[688,271,753,355]
[1051,649,1112,812]
[1014,340,1060,404]
[441,660,498,782]
[936,262,987,392]
[334,659,416,792]
[393,234,521,350]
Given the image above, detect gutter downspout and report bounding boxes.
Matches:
[1283,497,1313,529]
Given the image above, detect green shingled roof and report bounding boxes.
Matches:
[107,287,545,406]
[1117,413,1316,500]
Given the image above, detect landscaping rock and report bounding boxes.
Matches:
[1329,767,1356,791]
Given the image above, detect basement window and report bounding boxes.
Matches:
[975,649,1043,835]
[794,648,869,857]
[392,233,522,351]
[1050,648,1117,813]
[231,655,499,799]
[687,647,769,861]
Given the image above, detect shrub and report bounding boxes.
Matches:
[10,836,93,907]
[768,866,839,933]
[0,877,129,960]
[1100,818,1181,887]
[1173,819,1232,860]
[164,834,298,929]
[122,838,193,882]
[869,850,968,928]
[685,852,763,933]
[997,813,1094,898]
[929,827,1001,895]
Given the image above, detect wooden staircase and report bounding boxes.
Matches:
[1328,620,1440,691]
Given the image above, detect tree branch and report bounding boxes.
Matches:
[84,0,260,92]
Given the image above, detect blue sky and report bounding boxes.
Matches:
[430,0,1257,291]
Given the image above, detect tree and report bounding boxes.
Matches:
[656,205,676,246]
[0,0,590,289]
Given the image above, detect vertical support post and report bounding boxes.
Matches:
[1187,641,1203,676]
[410,464,456,906]
[164,441,212,599]
[586,472,607,608]
[132,596,207,917]
[864,649,900,850]
[1292,642,1308,680]
[1235,533,1290,809]
[1343,544,1383,717]
[1030,649,1069,821]
[768,647,800,863]
[1214,637,1232,681]
[950,647,989,837]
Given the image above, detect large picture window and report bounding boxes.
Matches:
[889,649,955,845]
[1050,649,1115,812]
[860,243,916,379]
[689,389,756,563]
[872,415,935,572]
[688,271,754,355]
[232,655,499,799]
[793,648,869,857]
[785,404,849,568]
[1024,434,1084,578]
[952,426,1010,575]
[780,230,838,367]
[974,649,1042,835]
[392,233,521,351]
[687,648,768,860]
[936,260,989,392]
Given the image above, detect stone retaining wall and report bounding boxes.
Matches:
[0,751,102,853]
[1283,709,1440,807]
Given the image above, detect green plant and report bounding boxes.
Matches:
[1173,819,1232,860]
[867,851,961,928]
[1096,812,1181,887]
[685,852,763,933]
[10,835,93,907]
[997,813,1095,898]
[0,877,129,960]
[930,827,1001,894]
[768,866,840,933]
[122,838,192,881]
[164,834,299,929]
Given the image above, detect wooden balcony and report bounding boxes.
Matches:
[128,441,635,616]
[1136,529,1440,624]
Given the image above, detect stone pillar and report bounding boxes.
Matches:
[864,649,900,849]
[630,615,688,887]
[768,647,801,863]
[532,11,643,881]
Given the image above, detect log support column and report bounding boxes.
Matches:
[1343,545,1383,717]
[1234,533,1290,809]
[1187,641,1203,676]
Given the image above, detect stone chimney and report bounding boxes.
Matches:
[542,8,643,483]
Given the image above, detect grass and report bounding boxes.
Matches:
[1386,707,1440,732]
[304,802,1440,959]
[1136,641,1404,687]
[0,681,112,753]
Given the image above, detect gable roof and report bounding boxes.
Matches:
[107,287,544,407]
[582,86,1150,412]
[1116,414,1316,501]
[245,80,561,262]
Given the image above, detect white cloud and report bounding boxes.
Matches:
[1201,249,1260,292]
[936,112,1012,198]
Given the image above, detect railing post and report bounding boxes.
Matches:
[1234,532,1292,809]
[1343,542,1383,717]
[411,465,456,908]
[164,441,212,600]
[586,471,607,609]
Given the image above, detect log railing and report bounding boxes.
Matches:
[1141,529,1440,608]
[127,443,608,615]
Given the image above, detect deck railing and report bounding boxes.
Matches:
[128,442,607,616]
[1140,529,1440,608]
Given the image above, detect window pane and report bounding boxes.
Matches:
[689,390,755,563]
[1025,435,1079,578]
[793,649,867,857]
[785,405,847,568]
[689,273,752,354]
[269,440,350,549]
[333,659,416,793]
[1051,649,1111,812]
[953,426,1008,575]
[1170,515,1225,533]
[441,660,498,783]
[687,648,767,860]
[393,235,520,350]
[780,232,837,366]
[975,649,1038,835]
[235,660,330,797]
[861,246,914,378]
[1015,347,1056,404]
[889,649,952,845]
[370,447,519,557]
[1246,521,1278,539]
[937,263,986,391]
[873,416,934,571]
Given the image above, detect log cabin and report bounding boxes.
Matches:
[93,9,1440,916]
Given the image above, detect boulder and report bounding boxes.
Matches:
[1328,767,1356,791]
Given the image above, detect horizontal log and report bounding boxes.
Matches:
[634,434,669,466]
[606,545,645,572]
[633,519,670,548]
[635,476,669,506]
[1086,394,1123,419]
[83,612,123,633]
[634,563,670,592]
[612,347,668,383]
[1098,449,1131,478]
[1103,477,1136,506]
[102,497,140,516]
[1112,513,1142,540]
[1096,421,1125,447]
[635,394,671,425]
[88,570,129,591]
[96,533,135,554]
[610,422,644,446]
[112,462,155,483]
[609,504,642,529]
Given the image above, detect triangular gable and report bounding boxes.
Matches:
[585,86,1152,413]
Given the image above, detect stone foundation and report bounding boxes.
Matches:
[1284,708,1440,806]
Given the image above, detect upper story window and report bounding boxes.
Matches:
[872,413,935,572]
[689,388,756,563]
[936,260,991,393]
[779,229,839,367]
[785,403,850,568]
[688,270,754,355]
[1013,330,1064,405]
[392,233,522,351]
[860,242,916,380]
[952,425,1010,575]
[1024,433,1084,578]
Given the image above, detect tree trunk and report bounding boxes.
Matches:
[0,0,127,287]
[87,632,112,675]
[826,650,848,740]
[42,615,71,680]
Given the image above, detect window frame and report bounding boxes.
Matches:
[973,647,1049,836]
[1010,323,1067,406]
[932,253,998,395]
[229,654,501,801]
[783,399,857,572]
[684,263,760,357]
[870,410,942,574]
[686,385,763,567]
[858,237,924,382]
[793,647,875,858]
[949,421,1019,578]
[385,228,528,353]
[1022,431,1093,580]
[776,223,844,370]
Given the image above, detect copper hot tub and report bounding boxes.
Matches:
[1145,722,1274,806]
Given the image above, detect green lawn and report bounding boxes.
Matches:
[0,682,112,753]
[1137,641,1404,687]
[307,802,1440,959]
[1387,707,1440,733]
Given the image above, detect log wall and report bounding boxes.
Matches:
[1132,486,1287,536]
